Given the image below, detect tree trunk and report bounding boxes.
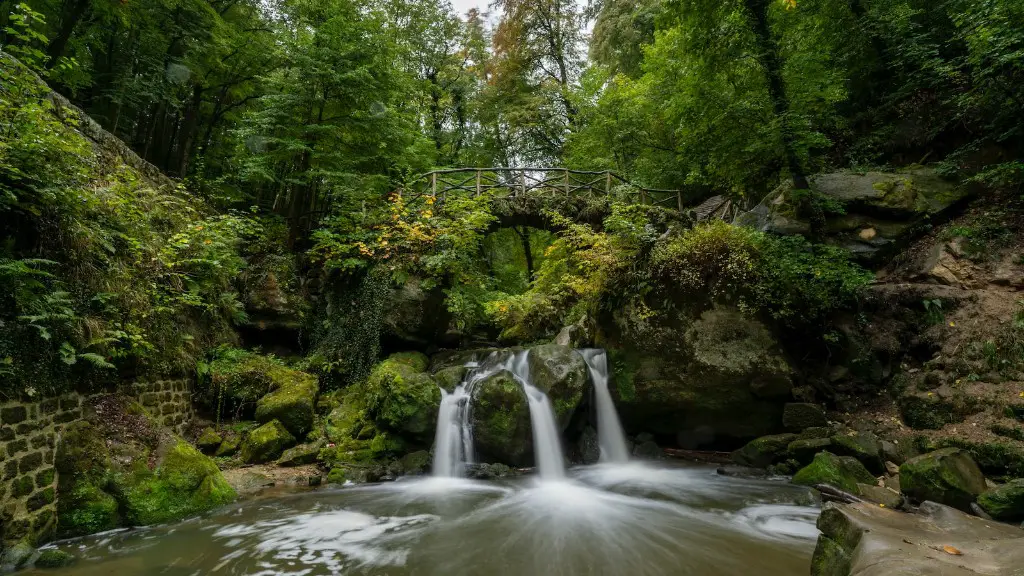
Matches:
[743,0,808,190]
[46,0,91,68]
[0,1,13,46]
[175,84,204,177]
[514,226,534,279]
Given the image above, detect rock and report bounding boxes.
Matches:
[0,540,33,571]
[884,461,900,476]
[977,479,1024,521]
[433,365,467,393]
[33,548,75,568]
[610,309,793,448]
[970,502,993,520]
[526,344,587,428]
[783,403,828,431]
[241,420,297,464]
[214,437,240,457]
[829,431,885,475]
[879,440,907,465]
[633,440,661,460]
[464,463,515,480]
[883,474,901,493]
[383,277,452,345]
[326,467,347,484]
[553,316,591,348]
[732,433,798,468]
[278,442,323,467]
[811,501,1024,576]
[357,353,441,442]
[792,451,876,494]
[855,484,902,508]
[576,426,601,465]
[897,391,977,430]
[254,367,318,439]
[196,428,223,454]
[788,437,833,465]
[471,371,532,466]
[900,448,986,512]
[716,466,769,478]
[399,450,431,475]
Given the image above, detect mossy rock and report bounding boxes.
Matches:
[788,438,833,465]
[359,356,440,441]
[828,431,884,475]
[254,366,319,439]
[899,448,986,512]
[34,548,76,568]
[278,442,323,467]
[434,365,467,393]
[54,421,120,538]
[919,436,1024,480]
[783,403,828,432]
[810,534,851,576]
[731,434,798,468]
[117,440,237,526]
[204,349,291,419]
[241,420,296,464]
[977,479,1024,521]
[386,352,429,372]
[897,392,977,430]
[326,467,347,484]
[526,345,587,428]
[400,450,431,475]
[56,483,120,538]
[196,428,223,454]
[792,451,876,494]
[214,437,240,457]
[472,370,531,466]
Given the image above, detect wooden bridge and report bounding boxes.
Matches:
[398,167,687,211]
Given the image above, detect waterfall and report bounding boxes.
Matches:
[432,354,507,478]
[580,349,630,463]
[507,350,567,480]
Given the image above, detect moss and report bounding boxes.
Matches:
[241,420,296,464]
[57,483,120,538]
[360,358,439,439]
[792,451,875,494]
[923,436,1024,480]
[214,437,240,457]
[900,448,986,511]
[118,440,236,526]
[278,443,323,467]
[471,370,533,466]
[196,428,223,454]
[788,438,833,465]
[434,366,467,392]
[326,467,347,484]
[254,366,318,438]
[897,394,974,430]
[204,349,296,419]
[991,424,1024,442]
[34,549,76,569]
[400,450,431,474]
[809,535,851,576]
[386,352,429,372]
[828,431,884,475]
[12,476,35,497]
[977,479,1024,521]
[732,433,798,468]
[607,348,638,402]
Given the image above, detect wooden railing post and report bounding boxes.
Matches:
[431,172,437,200]
[677,190,684,212]
[605,171,612,196]
[564,169,570,196]
[476,170,482,197]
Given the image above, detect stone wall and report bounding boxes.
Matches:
[0,380,193,548]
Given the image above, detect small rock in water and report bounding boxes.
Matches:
[34,549,76,569]
[716,465,769,478]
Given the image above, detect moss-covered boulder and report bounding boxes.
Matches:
[400,450,431,475]
[118,440,236,526]
[241,420,296,464]
[278,442,323,467]
[526,345,587,428]
[783,403,828,432]
[900,448,986,511]
[215,437,240,457]
[788,437,833,465]
[472,370,532,466]
[977,479,1024,521]
[792,451,876,494]
[829,430,884,475]
[34,549,75,568]
[358,353,440,441]
[609,309,792,448]
[254,366,318,439]
[434,365,467,393]
[732,434,798,468]
[196,428,223,454]
[202,349,290,419]
[55,396,236,539]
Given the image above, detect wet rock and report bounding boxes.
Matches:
[977,478,1024,521]
[716,466,769,478]
[732,433,798,468]
[526,345,588,428]
[383,277,452,346]
[829,431,885,475]
[399,450,431,476]
[34,548,75,568]
[900,448,986,512]
[215,436,240,457]
[358,353,440,442]
[811,501,1024,576]
[326,468,347,485]
[433,366,467,393]
[633,440,662,460]
[576,426,601,465]
[855,484,902,508]
[792,451,876,494]
[610,309,792,449]
[196,428,223,454]
[241,420,296,464]
[0,540,33,571]
[783,403,828,432]
[464,463,516,480]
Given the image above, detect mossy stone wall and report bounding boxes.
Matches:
[0,379,192,548]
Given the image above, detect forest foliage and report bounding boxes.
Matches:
[2,0,1024,390]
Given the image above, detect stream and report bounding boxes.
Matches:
[25,463,820,576]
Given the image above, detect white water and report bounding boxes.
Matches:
[432,354,511,478]
[580,349,631,463]
[506,350,567,480]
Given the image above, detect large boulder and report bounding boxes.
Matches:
[811,501,1024,576]
[526,345,587,428]
[358,352,440,442]
[828,430,885,475]
[241,420,296,464]
[899,448,986,512]
[783,403,828,431]
[731,433,798,468]
[609,309,793,448]
[383,278,453,346]
[55,396,236,539]
[977,479,1024,521]
[254,366,318,439]
[471,371,533,466]
[792,451,876,494]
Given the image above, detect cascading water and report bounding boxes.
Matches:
[507,350,567,480]
[432,354,509,478]
[580,349,630,463]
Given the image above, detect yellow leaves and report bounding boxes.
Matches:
[782,0,797,9]
[194,225,204,231]
[203,239,212,245]
[949,321,956,327]
[940,545,962,556]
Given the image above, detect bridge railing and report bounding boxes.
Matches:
[399,168,687,212]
